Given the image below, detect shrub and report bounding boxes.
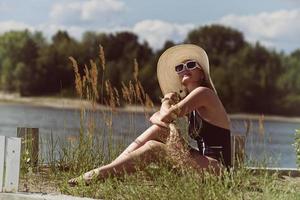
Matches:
[294,129,300,168]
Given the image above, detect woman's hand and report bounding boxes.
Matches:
[149,111,170,129]
[159,92,182,123]
[161,92,181,105]
[160,92,181,117]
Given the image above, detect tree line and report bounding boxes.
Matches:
[0,25,299,116]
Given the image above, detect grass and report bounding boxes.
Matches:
[19,161,300,200]
[18,45,300,200]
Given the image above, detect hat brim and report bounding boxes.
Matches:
[157,44,217,98]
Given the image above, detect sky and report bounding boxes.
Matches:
[0,0,300,53]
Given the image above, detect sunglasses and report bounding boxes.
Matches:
[174,60,201,74]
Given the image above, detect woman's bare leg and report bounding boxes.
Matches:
[68,140,166,186]
[96,140,166,180]
[91,145,221,182]
[72,145,220,186]
[68,125,169,186]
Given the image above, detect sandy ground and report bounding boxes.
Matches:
[0,92,157,113]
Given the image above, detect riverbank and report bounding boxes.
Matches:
[0,92,157,113]
[1,92,300,123]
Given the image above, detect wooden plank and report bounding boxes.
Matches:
[231,135,246,167]
[248,167,300,177]
[17,127,39,166]
[3,137,21,192]
[0,136,5,192]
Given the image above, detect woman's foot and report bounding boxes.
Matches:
[68,169,99,187]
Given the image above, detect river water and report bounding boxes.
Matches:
[0,102,299,168]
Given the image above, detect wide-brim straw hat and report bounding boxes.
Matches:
[157,44,217,98]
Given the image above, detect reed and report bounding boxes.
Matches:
[294,129,300,168]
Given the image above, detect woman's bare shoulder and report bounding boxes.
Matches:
[186,86,216,101]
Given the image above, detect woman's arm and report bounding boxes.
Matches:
[159,87,215,123]
[149,92,180,127]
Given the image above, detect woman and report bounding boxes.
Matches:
[68,44,231,186]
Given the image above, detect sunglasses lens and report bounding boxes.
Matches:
[175,64,184,72]
[186,61,197,69]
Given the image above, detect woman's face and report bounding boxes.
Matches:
[175,60,205,87]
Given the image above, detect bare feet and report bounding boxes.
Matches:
[68,169,99,187]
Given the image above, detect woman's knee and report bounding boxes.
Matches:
[144,140,165,152]
[133,140,166,158]
[126,140,166,164]
[150,125,170,142]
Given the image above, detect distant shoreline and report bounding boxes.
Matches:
[229,113,300,123]
[0,91,158,112]
[1,92,300,123]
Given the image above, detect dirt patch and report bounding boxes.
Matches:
[19,175,61,194]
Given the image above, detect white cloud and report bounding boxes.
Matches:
[3,8,300,53]
[132,20,195,50]
[50,0,125,24]
[0,21,34,34]
[0,19,196,50]
[218,9,300,51]
[0,20,86,42]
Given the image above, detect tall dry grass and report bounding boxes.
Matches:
[62,45,197,191]
[65,44,163,173]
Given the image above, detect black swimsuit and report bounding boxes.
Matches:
[188,110,231,167]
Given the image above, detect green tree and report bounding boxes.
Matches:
[36,31,80,95]
[277,49,300,115]
[0,30,41,92]
[81,31,154,102]
[225,43,283,113]
[185,24,246,67]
